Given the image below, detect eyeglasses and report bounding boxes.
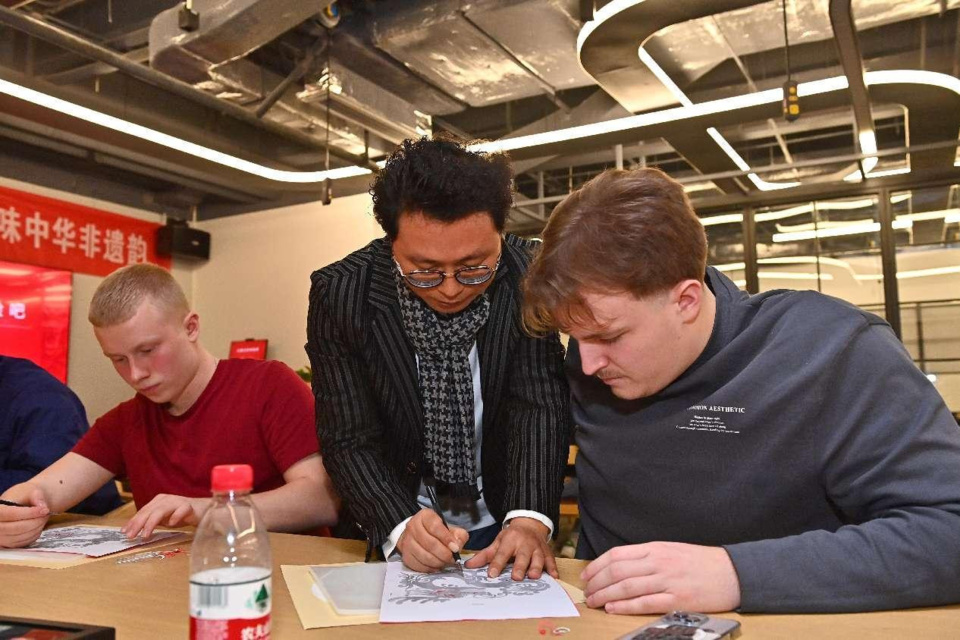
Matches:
[394,252,502,289]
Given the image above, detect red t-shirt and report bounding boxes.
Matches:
[73,359,319,508]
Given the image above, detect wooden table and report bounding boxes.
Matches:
[2,510,959,639]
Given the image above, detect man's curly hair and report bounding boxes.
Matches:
[370,136,514,239]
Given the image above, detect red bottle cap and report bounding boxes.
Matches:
[211,464,253,493]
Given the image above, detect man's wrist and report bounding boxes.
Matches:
[503,516,550,541]
[503,509,554,541]
[383,514,416,558]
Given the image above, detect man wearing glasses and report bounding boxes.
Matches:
[306,137,571,580]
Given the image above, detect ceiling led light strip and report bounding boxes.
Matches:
[0,78,372,184]
[2,66,958,185]
[640,46,799,191]
[700,213,745,227]
[638,48,692,108]
[854,265,960,280]
[470,86,783,154]
[639,46,877,189]
[713,262,747,272]
[575,0,646,58]
[730,272,838,287]
[842,130,880,181]
[700,195,910,227]
[757,271,835,280]
[470,73,880,159]
[772,219,912,242]
[480,64,944,182]
[719,258,959,283]
[776,218,879,232]
[866,167,912,178]
[705,127,799,191]
[576,3,960,183]
[714,256,856,276]
[896,208,960,223]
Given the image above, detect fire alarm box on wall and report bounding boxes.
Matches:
[229,339,268,360]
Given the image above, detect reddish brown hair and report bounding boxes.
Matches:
[523,167,707,334]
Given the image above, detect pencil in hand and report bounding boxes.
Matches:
[423,483,465,575]
[0,498,59,515]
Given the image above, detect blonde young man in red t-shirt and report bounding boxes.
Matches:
[0,264,338,548]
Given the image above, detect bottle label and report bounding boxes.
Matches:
[190,615,270,640]
[190,573,271,640]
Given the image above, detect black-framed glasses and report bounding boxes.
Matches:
[394,252,502,289]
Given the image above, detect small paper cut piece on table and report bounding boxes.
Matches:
[378,558,580,623]
[281,564,380,630]
[309,563,386,615]
[16,525,185,557]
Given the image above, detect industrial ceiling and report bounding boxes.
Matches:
[0,0,959,241]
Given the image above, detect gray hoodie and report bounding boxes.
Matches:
[569,267,960,612]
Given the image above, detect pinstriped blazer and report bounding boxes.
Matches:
[305,234,571,549]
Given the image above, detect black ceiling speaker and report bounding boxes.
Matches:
[157,218,210,261]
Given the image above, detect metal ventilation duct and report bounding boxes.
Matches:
[656,0,960,94]
[367,0,595,108]
[149,0,327,83]
[149,0,425,157]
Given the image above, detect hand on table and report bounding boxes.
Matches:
[582,541,741,615]
[122,494,208,541]
[465,517,557,581]
[0,486,50,548]
[396,509,469,573]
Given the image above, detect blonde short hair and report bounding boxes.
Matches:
[89,264,189,327]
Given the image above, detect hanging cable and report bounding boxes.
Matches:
[782,0,800,121]
[322,29,333,205]
[782,0,791,81]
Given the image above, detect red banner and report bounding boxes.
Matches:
[0,185,171,277]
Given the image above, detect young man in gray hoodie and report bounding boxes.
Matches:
[523,167,960,614]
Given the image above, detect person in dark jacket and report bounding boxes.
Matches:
[306,137,570,581]
[0,355,121,515]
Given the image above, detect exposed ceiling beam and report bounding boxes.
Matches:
[665,130,749,194]
[0,5,378,170]
[255,37,327,119]
[829,0,877,176]
[43,45,148,84]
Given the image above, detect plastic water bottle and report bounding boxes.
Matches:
[190,464,272,640]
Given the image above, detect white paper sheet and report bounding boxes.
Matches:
[13,525,183,557]
[378,558,579,623]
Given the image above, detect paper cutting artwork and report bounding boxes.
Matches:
[390,567,551,603]
[20,525,183,557]
[379,559,579,623]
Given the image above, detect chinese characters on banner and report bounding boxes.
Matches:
[0,259,72,382]
[0,185,171,276]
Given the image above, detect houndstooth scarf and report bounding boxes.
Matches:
[395,270,490,500]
